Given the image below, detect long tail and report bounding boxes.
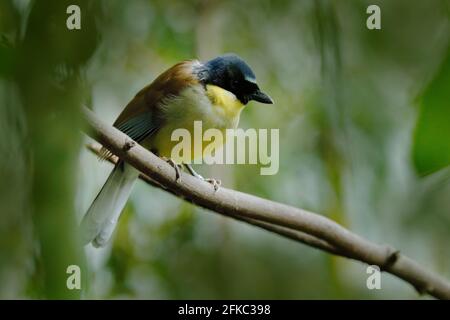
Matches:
[81,162,139,247]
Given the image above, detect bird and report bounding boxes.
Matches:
[80,53,273,247]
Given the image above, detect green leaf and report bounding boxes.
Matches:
[413,46,450,175]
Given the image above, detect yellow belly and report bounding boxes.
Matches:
[149,122,228,162]
[143,85,244,163]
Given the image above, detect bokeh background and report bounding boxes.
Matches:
[0,0,449,299]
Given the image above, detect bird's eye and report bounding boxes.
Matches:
[232,80,239,88]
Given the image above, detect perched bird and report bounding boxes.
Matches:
[81,53,273,247]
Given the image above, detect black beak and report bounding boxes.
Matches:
[250,90,273,104]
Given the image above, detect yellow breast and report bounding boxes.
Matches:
[145,84,244,164]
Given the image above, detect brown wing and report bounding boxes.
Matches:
[114,60,200,128]
[98,60,200,160]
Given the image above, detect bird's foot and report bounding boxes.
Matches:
[183,164,221,191]
[162,157,182,181]
[204,178,221,191]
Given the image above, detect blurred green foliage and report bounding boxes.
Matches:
[413,46,450,175]
[0,0,449,299]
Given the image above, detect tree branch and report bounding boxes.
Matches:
[86,142,349,258]
[82,107,450,299]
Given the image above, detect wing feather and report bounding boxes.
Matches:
[97,60,201,161]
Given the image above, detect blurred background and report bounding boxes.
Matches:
[0,0,449,299]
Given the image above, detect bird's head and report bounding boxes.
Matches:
[197,54,273,105]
